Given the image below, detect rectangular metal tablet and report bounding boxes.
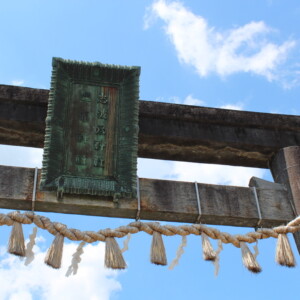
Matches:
[40,58,140,200]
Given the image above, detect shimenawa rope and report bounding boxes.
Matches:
[2,211,300,273]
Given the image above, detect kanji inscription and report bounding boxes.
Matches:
[65,84,113,178]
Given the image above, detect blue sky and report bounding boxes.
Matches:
[0,0,300,299]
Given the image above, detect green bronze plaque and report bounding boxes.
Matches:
[40,57,140,199]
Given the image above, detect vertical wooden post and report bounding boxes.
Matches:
[270,146,300,253]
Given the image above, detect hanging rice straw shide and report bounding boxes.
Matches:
[66,241,86,277]
[213,240,223,276]
[121,233,131,253]
[25,227,38,266]
[169,235,187,270]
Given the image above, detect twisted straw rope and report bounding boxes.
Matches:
[2,211,300,248]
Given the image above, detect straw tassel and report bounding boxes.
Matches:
[275,233,296,267]
[240,242,261,273]
[105,237,127,269]
[151,231,167,266]
[45,233,64,269]
[8,221,26,257]
[201,232,217,261]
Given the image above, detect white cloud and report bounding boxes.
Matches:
[138,158,174,179]
[154,95,205,106]
[220,103,244,110]
[155,95,181,104]
[29,148,43,168]
[171,161,265,187]
[146,0,296,83]
[0,241,121,300]
[11,80,25,86]
[183,94,205,106]
[0,145,43,168]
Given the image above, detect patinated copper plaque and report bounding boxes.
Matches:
[40,58,140,199]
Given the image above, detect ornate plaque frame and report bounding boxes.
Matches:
[40,58,140,199]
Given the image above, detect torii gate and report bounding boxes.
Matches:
[0,59,300,271]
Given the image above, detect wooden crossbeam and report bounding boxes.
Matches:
[1,84,300,168]
[0,165,293,228]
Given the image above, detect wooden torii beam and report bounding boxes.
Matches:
[1,84,300,168]
[0,165,293,228]
[0,84,300,235]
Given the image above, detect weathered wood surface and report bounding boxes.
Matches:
[2,84,300,168]
[0,85,47,148]
[271,146,300,214]
[0,165,294,227]
[270,146,300,252]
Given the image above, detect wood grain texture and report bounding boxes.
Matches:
[270,147,300,214]
[2,84,300,168]
[270,146,300,253]
[249,177,293,226]
[0,165,294,228]
[138,101,300,168]
[0,85,47,148]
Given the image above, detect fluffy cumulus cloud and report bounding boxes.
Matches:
[0,241,121,300]
[145,0,296,83]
